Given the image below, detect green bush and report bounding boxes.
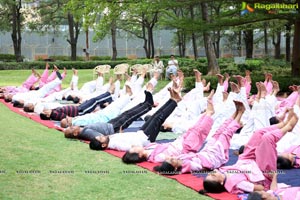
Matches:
[0,54,18,62]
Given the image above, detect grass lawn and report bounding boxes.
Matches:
[0,69,212,200]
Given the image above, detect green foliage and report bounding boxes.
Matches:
[0,54,18,62]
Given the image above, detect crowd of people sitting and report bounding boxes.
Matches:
[1,61,299,200]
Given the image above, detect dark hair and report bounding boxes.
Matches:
[201,179,226,193]
[247,192,262,200]
[153,162,180,175]
[13,101,24,108]
[89,138,107,151]
[238,145,245,155]
[73,97,80,104]
[4,97,11,102]
[40,113,50,120]
[66,95,73,101]
[122,152,147,164]
[269,116,279,125]
[277,155,293,169]
[23,106,33,113]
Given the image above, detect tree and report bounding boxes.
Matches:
[37,0,82,61]
[201,2,219,74]
[0,0,23,62]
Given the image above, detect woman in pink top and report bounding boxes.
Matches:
[153,100,244,175]
[277,145,300,169]
[247,173,300,200]
[200,109,298,194]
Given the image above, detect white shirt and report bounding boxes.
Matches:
[108,131,150,151]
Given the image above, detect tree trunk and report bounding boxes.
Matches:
[11,0,23,62]
[286,23,292,62]
[201,2,219,75]
[111,20,117,61]
[67,13,79,61]
[264,22,269,56]
[238,31,242,56]
[213,30,220,58]
[85,30,90,61]
[292,19,300,77]
[190,5,198,59]
[272,31,281,59]
[243,30,253,58]
[142,22,150,58]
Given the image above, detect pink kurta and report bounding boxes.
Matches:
[222,125,284,194]
[148,114,213,163]
[179,118,240,173]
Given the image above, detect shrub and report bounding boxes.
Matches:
[0,54,22,62]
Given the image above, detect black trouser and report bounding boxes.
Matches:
[78,92,112,115]
[108,91,153,132]
[140,99,177,142]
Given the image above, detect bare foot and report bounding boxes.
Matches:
[260,82,267,98]
[224,72,230,80]
[193,69,202,82]
[230,82,240,93]
[271,81,279,95]
[234,100,245,114]
[233,75,244,87]
[53,65,59,71]
[169,88,182,103]
[216,74,224,85]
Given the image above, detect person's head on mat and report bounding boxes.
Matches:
[153,157,182,175]
[13,100,24,108]
[246,191,278,200]
[122,146,148,164]
[277,153,293,169]
[60,117,72,128]
[23,103,35,112]
[64,126,81,138]
[39,109,52,120]
[199,169,227,194]
[89,135,110,150]
[4,94,13,102]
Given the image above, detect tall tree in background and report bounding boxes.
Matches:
[0,0,23,62]
[201,2,219,74]
[37,0,82,61]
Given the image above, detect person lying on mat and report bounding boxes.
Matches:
[152,100,244,175]
[3,64,66,102]
[63,87,155,139]
[122,95,244,174]
[60,83,151,128]
[88,88,182,151]
[246,172,300,200]
[39,85,114,121]
[198,109,298,195]
[23,68,80,113]
[11,70,65,108]
[121,90,214,164]
[1,63,52,99]
[277,145,300,169]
